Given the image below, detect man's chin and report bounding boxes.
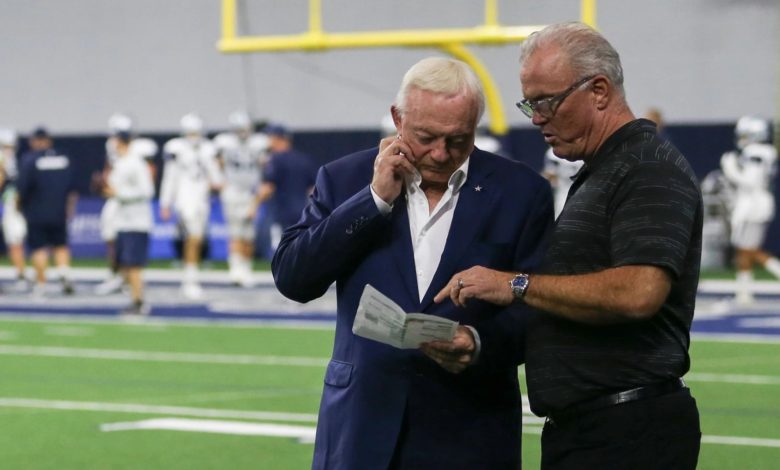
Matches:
[418,177,451,192]
[550,145,574,161]
[420,173,450,185]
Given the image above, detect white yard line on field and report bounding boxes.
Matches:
[0,266,276,285]
[3,397,777,449]
[701,435,780,448]
[684,372,780,385]
[0,398,318,422]
[98,417,780,450]
[0,313,336,330]
[0,397,541,428]
[100,418,318,443]
[0,344,329,367]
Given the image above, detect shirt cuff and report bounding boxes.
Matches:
[370,185,393,215]
[464,325,482,364]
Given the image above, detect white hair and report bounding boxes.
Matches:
[520,22,625,96]
[394,57,485,122]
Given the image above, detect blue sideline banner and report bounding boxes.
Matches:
[68,197,228,260]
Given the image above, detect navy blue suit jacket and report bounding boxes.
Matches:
[272,147,553,469]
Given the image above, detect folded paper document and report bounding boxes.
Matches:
[352,284,458,349]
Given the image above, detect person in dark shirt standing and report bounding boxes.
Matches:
[17,127,78,297]
[256,124,317,251]
[434,22,703,469]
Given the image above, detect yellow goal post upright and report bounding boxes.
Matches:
[218,0,597,136]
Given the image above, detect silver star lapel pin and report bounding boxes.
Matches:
[474,185,482,192]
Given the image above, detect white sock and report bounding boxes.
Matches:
[56,265,71,282]
[228,253,241,277]
[736,270,753,299]
[184,263,199,284]
[241,256,252,275]
[764,257,780,279]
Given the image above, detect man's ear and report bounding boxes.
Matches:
[390,106,402,132]
[591,76,611,110]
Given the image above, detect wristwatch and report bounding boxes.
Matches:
[509,273,530,300]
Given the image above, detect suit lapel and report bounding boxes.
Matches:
[389,194,421,309]
[420,155,496,310]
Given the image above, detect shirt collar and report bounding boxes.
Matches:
[406,155,471,195]
[584,119,657,173]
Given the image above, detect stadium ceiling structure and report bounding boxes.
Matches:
[218,0,598,135]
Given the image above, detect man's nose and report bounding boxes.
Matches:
[531,111,548,126]
[429,139,448,162]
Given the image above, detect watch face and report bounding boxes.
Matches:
[511,275,529,298]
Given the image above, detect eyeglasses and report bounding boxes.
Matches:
[516,75,595,119]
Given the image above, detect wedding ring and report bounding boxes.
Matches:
[457,278,464,289]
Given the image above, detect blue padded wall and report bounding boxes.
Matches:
[5,123,777,259]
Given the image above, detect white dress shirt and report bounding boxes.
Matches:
[406,164,469,301]
[370,157,481,356]
[372,158,470,300]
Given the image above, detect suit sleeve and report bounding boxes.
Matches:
[272,164,392,303]
[474,178,555,369]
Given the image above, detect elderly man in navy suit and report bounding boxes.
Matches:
[273,57,554,469]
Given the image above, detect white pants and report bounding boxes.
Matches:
[731,220,769,249]
[176,203,210,239]
[221,189,255,241]
[2,203,26,245]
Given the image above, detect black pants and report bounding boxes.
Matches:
[541,389,701,470]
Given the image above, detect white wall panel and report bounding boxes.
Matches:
[0,0,775,134]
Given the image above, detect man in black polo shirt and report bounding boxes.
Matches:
[432,22,702,469]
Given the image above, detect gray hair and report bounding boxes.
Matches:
[520,22,625,96]
[394,57,485,122]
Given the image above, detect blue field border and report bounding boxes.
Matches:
[0,305,338,323]
[693,312,780,337]
[1,269,779,337]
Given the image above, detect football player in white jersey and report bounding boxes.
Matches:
[0,128,29,290]
[721,116,780,304]
[103,131,155,315]
[542,147,584,218]
[213,111,269,287]
[95,114,158,295]
[159,113,223,299]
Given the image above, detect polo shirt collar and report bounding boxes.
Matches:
[583,118,657,173]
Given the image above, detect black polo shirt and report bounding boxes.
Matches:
[525,119,703,416]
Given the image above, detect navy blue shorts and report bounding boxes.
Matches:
[115,231,149,267]
[26,222,68,251]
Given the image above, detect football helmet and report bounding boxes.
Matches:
[0,128,17,147]
[228,111,252,132]
[107,113,133,135]
[180,113,204,135]
[735,116,771,149]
